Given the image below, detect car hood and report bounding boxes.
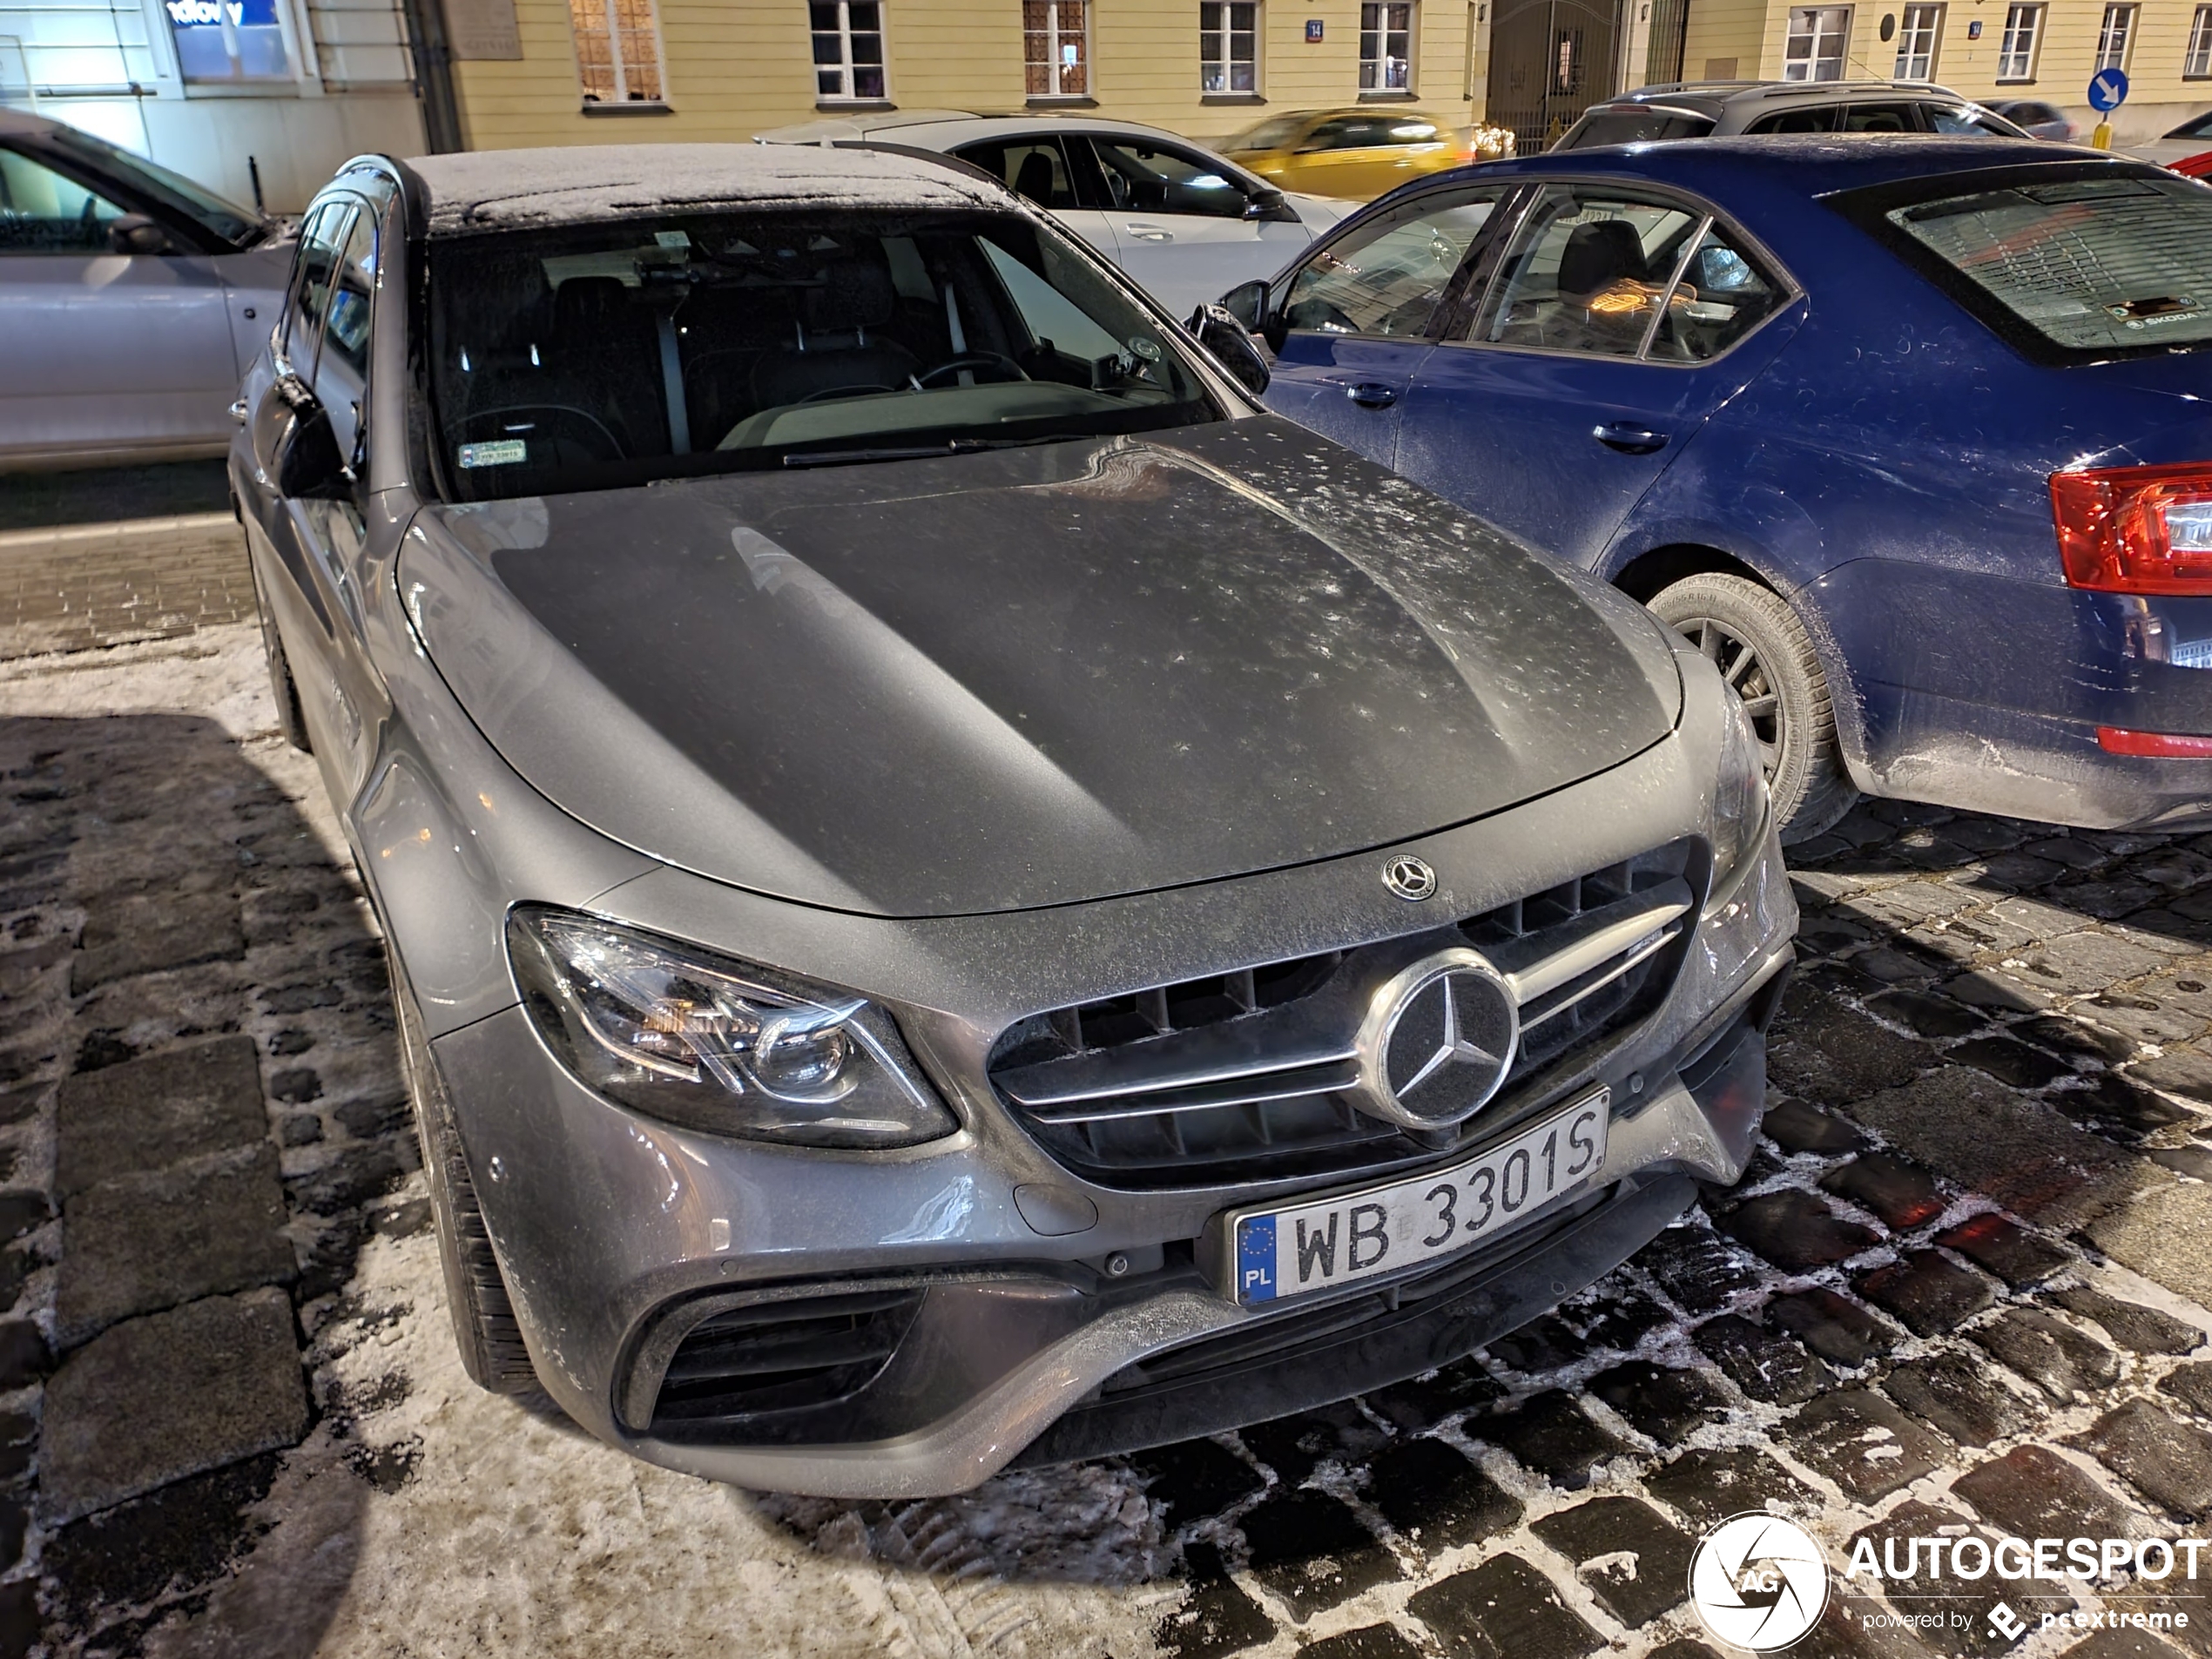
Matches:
[401,419,1682,918]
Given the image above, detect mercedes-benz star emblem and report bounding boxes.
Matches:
[1382,855,1437,901]
[1347,948,1519,1129]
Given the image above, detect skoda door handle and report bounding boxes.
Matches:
[1345,381,1399,409]
[1594,421,1668,455]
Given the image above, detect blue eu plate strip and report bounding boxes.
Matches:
[1238,1215,1278,1304]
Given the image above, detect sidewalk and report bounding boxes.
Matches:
[0,516,254,661]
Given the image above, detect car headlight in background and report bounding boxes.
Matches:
[508,907,957,1149]
[1709,682,1770,896]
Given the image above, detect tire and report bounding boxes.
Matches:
[244,543,313,754]
[390,958,538,1393]
[1649,572,1858,846]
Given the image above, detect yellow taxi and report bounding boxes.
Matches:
[1218,108,1514,200]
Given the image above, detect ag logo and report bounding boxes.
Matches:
[1689,1513,1831,1651]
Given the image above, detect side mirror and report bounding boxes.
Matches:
[107,213,172,255]
[269,375,353,501]
[1241,188,1300,224]
[1186,302,1271,397]
[1218,280,1270,331]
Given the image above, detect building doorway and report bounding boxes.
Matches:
[1487,0,1622,151]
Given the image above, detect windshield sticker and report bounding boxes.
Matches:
[458,439,528,469]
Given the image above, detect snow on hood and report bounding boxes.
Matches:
[405,144,1012,235]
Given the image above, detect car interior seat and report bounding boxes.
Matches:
[1558,219,1646,299]
[551,275,667,454]
[748,257,924,412]
[1014,151,1058,206]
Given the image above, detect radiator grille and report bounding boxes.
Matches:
[988,843,1697,1189]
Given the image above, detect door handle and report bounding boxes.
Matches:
[1593,421,1668,454]
[230,398,250,425]
[1345,381,1399,409]
[1126,225,1174,242]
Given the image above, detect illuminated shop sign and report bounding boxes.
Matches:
[164,0,292,81]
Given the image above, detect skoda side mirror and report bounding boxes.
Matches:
[107,213,172,256]
[1187,301,1271,397]
[1218,280,1270,331]
[268,375,353,501]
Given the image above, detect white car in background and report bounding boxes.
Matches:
[758,111,1354,315]
[2117,106,2212,166]
[1,109,292,469]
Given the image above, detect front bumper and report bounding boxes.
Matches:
[423,765,1795,1496]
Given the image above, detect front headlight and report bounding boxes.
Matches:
[1710,682,1770,895]
[507,907,957,1150]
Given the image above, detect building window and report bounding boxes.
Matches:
[2094,3,2133,69]
[571,0,664,101]
[1024,0,1089,96]
[1996,1,2040,78]
[1781,6,1849,79]
[812,0,886,99]
[163,0,293,80]
[1201,1,1258,91]
[2185,2,2211,73]
[1892,2,1940,77]
[1359,1,1413,90]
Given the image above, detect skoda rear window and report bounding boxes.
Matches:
[1860,172,2212,360]
[1566,111,1716,148]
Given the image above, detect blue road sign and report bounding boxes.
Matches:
[2088,67,2129,111]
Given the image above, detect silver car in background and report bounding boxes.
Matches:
[758,110,1354,314]
[1,109,291,469]
[233,141,1795,1498]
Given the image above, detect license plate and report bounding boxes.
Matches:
[1226,1090,1609,1306]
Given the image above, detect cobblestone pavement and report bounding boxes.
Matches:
[0,621,2209,1659]
[0,516,254,660]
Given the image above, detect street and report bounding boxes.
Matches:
[0,516,2207,1659]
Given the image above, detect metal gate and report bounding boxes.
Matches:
[1643,0,1689,84]
[1487,0,1624,152]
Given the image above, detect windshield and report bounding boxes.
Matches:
[46,128,263,247]
[2169,111,2212,139]
[1224,114,1310,151]
[427,208,1222,502]
[1868,172,2212,360]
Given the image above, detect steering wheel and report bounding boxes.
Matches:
[914,352,1028,388]
[796,383,899,404]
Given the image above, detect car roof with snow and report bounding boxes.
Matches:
[395,142,1016,235]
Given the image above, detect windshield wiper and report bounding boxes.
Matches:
[779,435,1071,469]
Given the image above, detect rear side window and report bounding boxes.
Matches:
[1837,102,1916,132]
[1745,107,1837,134]
[1858,172,2212,360]
[1563,111,1716,147]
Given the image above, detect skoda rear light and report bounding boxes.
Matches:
[2051,462,2212,594]
[2099,726,2212,757]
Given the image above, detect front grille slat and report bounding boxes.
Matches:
[988,842,1698,1190]
[650,1288,925,1433]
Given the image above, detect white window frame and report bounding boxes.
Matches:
[1892,2,1941,78]
[1200,0,1258,92]
[2186,2,2212,76]
[1781,5,1851,81]
[1995,1,2042,81]
[2094,3,2134,70]
[1359,0,1414,91]
[570,0,667,104]
[1024,0,1089,98]
[812,0,887,101]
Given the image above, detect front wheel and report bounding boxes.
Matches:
[1649,572,1858,846]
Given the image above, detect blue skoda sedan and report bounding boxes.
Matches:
[1226,137,2212,843]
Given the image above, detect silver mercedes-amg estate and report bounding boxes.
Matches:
[232,142,1796,1497]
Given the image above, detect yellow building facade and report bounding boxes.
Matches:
[444,0,1484,149]
[435,0,2209,157]
[1682,0,2212,138]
